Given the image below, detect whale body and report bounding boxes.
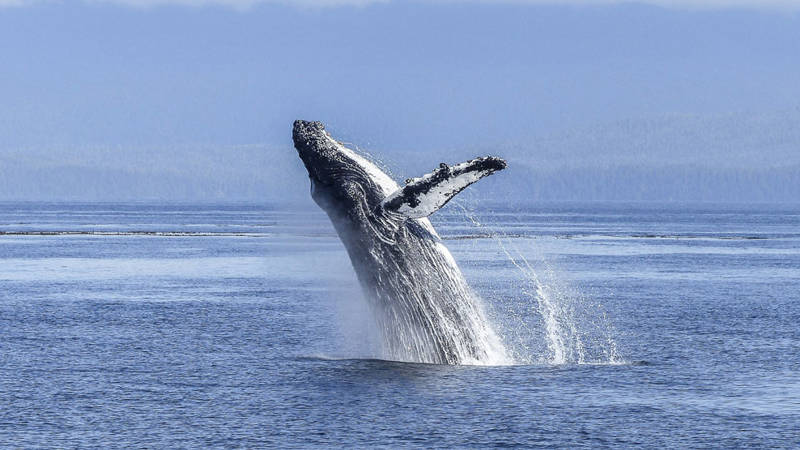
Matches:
[292,120,509,364]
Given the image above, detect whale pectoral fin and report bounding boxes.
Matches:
[381,156,507,219]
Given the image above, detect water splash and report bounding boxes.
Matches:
[452,202,624,365]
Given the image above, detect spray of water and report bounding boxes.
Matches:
[451,202,624,365]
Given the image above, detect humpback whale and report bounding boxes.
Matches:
[293,120,509,365]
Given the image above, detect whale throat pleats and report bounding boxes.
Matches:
[381,156,507,219]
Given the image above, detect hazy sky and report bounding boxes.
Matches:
[1,0,799,202]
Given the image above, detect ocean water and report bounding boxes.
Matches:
[1,202,799,447]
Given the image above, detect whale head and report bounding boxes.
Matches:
[292,120,397,219]
[293,119,507,229]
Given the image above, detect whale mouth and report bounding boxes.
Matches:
[308,171,328,198]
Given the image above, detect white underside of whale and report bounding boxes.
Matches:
[320,131,440,238]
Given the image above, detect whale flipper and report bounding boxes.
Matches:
[382,156,506,219]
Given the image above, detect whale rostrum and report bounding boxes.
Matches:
[292,120,510,365]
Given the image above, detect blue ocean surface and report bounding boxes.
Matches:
[1,202,799,447]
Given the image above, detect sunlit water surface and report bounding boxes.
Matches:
[1,202,799,447]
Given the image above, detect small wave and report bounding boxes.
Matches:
[2,230,784,241]
[571,359,646,367]
[297,354,642,368]
[298,354,513,367]
[443,233,526,240]
[625,234,767,240]
[296,355,442,366]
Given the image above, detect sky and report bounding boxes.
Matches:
[1,0,799,203]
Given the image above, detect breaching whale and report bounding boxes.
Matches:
[293,120,509,365]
